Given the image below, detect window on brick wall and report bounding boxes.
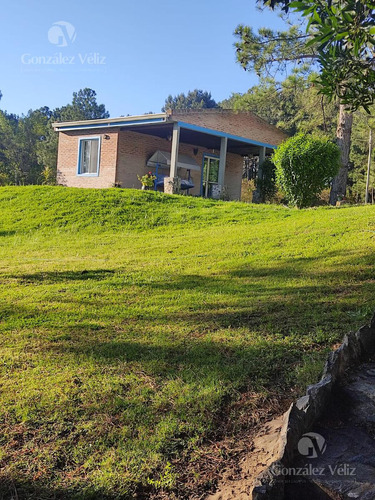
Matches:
[78,137,101,175]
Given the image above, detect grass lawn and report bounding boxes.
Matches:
[1,186,375,499]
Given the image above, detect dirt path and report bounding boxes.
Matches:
[205,415,285,499]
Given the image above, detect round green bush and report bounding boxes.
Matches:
[273,134,340,208]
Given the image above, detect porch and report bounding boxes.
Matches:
[121,119,274,199]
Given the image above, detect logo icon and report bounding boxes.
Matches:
[298,432,327,458]
[48,21,76,47]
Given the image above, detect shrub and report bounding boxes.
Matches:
[273,134,340,208]
[137,172,156,188]
[255,158,277,202]
[41,166,57,185]
[241,179,255,203]
[0,173,11,186]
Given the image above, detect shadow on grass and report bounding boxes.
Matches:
[0,478,149,500]
[0,230,15,237]
[52,337,294,381]
[3,248,375,335]
[7,249,372,381]
[1,249,375,499]
[17,269,115,283]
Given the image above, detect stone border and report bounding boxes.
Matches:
[252,314,375,499]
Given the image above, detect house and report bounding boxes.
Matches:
[53,109,286,200]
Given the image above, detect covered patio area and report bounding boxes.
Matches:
[124,119,275,199]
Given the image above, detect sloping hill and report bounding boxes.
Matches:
[0,186,374,499]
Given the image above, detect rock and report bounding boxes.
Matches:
[306,375,333,420]
[355,325,375,358]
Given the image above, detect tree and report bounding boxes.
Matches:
[221,73,338,137]
[348,111,375,202]
[35,108,58,185]
[258,1,375,110]
[234,25,316,79]
[234,3,375,204]
[53,88,110,122]
[0,88,109,186]
[260,2,375,205]
[273,133,340,207]
[162,90,218,111]
[221,74,375,204]
[70,88,109,120]
[0,109,46,185]
[329,106,353,203]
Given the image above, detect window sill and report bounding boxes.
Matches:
[76,173,100,177]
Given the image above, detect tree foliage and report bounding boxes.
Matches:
[257,1,375,110]
[222,73,338,136]
[0,88,109,185]
[348,110,375,201]
[0,108,51,185]
[221,74,374,203]
[65,88,109,121]
[234,3,373,204]
[273,133,341,207]
[162,89,217,111]
[234,25,315,79]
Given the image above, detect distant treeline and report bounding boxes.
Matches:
[0,84,373,202]
[0,88,109,186]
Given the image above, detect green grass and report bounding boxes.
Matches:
[1,186,375,499]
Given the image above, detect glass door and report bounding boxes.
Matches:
[202,156,220,198]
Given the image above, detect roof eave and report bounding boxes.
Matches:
[52,113,169,131]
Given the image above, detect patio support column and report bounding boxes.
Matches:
[170,122,180,178]
[164,122,181,194]
[218,137,227,187]
[259,146,266,166]
[212,136,227,199]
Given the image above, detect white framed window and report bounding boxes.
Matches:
[77,137,101,176]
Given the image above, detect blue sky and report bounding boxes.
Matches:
[1,0,288,117]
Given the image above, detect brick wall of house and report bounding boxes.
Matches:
[116,130,170,189]
[170,109,287,146]
[56,128,119,188]
[225,153,243,200]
